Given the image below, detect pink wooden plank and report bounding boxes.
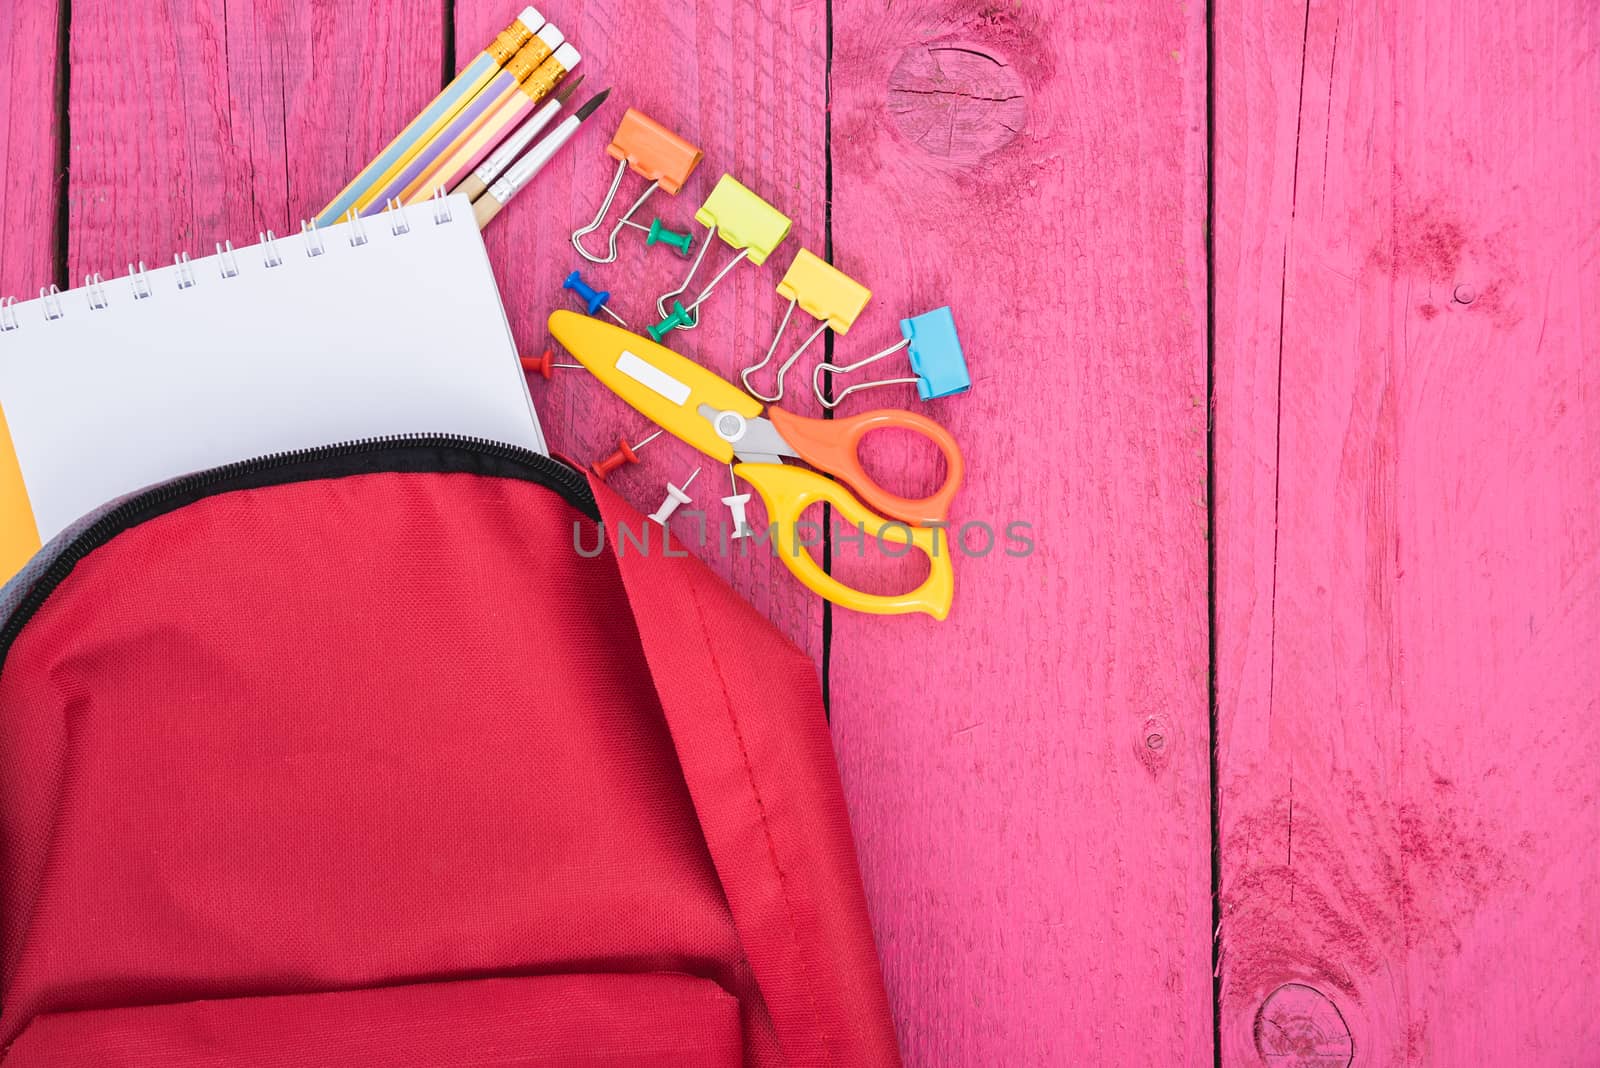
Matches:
[67,0,442,275]
[452,0,827,659]
[828,3,1213,1064]
[1214,0,1600,1063]
[0,1,59,298]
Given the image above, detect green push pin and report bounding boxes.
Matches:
[646,218,695,256]
[648,300,695,342]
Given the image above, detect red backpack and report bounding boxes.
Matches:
[0,436,901,1067]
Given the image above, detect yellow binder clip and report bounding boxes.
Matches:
[652,174,792,336]
[741,249,872,402]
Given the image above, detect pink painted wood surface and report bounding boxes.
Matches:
[0,2,59,298]
[65,0,442,274]
[827,3,1212,1065]
[1213,1,1600,1065]
[453,0,827,661]
[4,0,1596,1064]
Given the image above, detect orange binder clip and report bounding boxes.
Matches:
[571,109,703,264]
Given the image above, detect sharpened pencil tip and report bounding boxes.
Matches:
[555,73,586,106]
[574,88,611,122]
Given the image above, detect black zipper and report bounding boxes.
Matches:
[0,435,596,663]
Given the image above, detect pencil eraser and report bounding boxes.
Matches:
[518,7,544,31]
[553,43,580,72]
[535,23,564,50]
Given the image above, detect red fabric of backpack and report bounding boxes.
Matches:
[0,438,901,1067]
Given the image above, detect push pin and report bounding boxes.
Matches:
[520,348,585,379]
[722,463,753,539]
[653,174,793,334]
[742,248,872,402]
[572,108,704,264]
[813,306,971,409]
[563,269,627,325]
[647,300,696,342]
[643,219,694,255]
[648,467,701,526]
[591,428,664,480]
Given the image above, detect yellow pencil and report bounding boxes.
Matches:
[317,7,544,224]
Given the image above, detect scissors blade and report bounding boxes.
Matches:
[697,405,797,465]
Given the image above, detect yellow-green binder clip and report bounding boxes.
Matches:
[653,174,792,335]
[741,248,872,402]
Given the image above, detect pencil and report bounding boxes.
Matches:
[397,42,580,207]
[315,7,544,226]
[364,26,567,216]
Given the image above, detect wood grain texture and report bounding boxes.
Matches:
[828,3,1212,1064]
[0,1,59,298]
[1213,1,1600,1064]
[66,0,442,276]
[452,0,827,661]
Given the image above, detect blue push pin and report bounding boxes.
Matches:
[563,269,628,326]
[812,305,971,408]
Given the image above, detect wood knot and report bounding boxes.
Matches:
[1254,983,1353,1067]
[1134,714,1172,777]
[887,44,1026,160]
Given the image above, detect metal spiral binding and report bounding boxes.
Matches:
[216,241,241,279]
[128,261,153,299]
[2,199,458,331]
[84,273,110,310]
[259,232,283,269]
[385,198,411,236]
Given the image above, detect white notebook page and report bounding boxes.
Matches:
[0,195,544,541]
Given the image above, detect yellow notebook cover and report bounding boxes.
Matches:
[0,404,42,581]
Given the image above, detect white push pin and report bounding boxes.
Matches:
[649,467,701,526]
[722,463,753,539]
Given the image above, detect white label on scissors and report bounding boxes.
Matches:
[616,350,691,407]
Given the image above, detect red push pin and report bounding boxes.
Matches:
[520,347,585,379]
[590,428,664,480]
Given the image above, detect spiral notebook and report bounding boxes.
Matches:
[0,194,545,582]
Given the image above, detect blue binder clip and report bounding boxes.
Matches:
[813,305,970,408]
[563,269,627,327]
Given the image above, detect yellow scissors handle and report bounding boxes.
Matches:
[733,463,954,620]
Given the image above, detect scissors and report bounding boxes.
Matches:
[547,310,965,618]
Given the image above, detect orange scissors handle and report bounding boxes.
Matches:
[765,407,964,527]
